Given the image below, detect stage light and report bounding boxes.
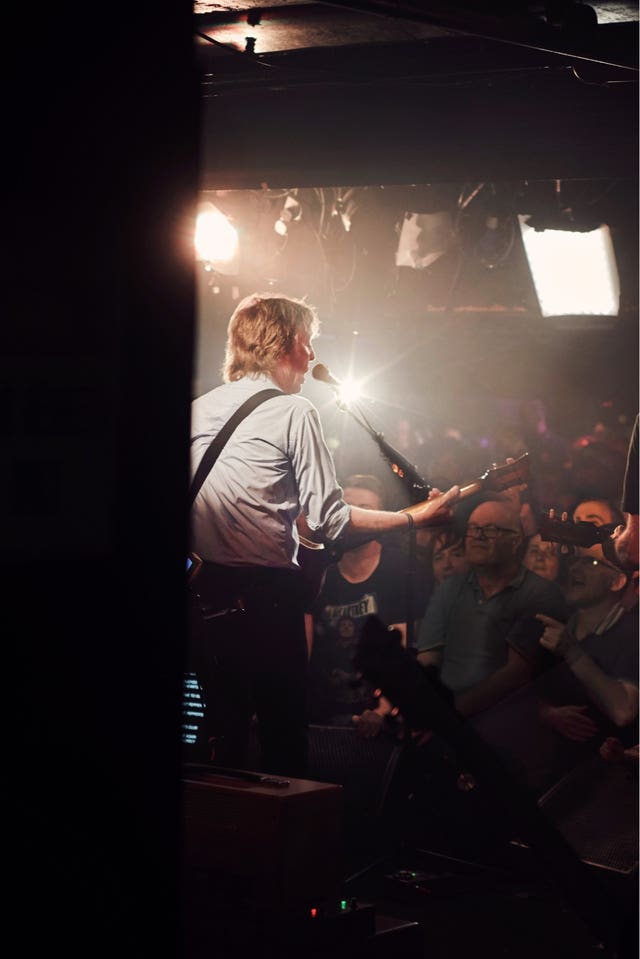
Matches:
[337,377,363,407]
[194,202,239,272]
[274,193,301,236]
[332,191,356,233]
[518,215,620,317]
[395,211,454,270]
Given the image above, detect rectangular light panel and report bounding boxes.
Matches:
[518,215,620,317]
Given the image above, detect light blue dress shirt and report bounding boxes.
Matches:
[190,375,351,569]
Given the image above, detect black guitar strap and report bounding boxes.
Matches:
[188,388,283,508]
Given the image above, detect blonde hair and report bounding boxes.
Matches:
[222,293,319,382]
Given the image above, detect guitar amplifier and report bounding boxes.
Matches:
[179,765,344,915]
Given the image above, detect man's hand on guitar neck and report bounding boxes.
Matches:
[400,485,461,529]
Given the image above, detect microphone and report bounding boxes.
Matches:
[312,363,341,389]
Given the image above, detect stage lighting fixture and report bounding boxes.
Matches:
[194,202,239,274]
[274,193,302,237]
[395,211,454,270]
[332,190,358,234]
[518,215,620,318]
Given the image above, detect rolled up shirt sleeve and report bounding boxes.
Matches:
[289,403,351,542]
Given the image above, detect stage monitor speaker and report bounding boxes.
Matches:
[538,756,638,876]
[179,765,344,915]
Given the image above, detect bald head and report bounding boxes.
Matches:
[465,498,523,570]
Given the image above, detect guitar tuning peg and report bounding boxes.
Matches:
[561,511,568,523]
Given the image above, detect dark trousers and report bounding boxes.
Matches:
[188,564,309,779]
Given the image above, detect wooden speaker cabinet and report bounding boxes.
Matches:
[179,765,344,916]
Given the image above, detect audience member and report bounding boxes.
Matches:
[572,497,624,530]
[571,495,634,607]
[610,412,639,573]
[471,541,638,795]
[532,543,638,784]
[430,528,470,586]
[417,494,567,718]
[522,533,562,583]
[309,474,417,737]
[414,523,469,609]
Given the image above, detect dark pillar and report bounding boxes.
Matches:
[6,5,199,957]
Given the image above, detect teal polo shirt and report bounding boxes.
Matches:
[417,566,567,695]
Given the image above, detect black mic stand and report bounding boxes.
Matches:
[335,396,431,649]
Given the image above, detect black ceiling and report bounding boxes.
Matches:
[194,0,639,187]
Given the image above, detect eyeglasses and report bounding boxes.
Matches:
[466,524,519,540]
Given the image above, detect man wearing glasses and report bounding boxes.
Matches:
[417,495,566,718]
[534,545,638,761]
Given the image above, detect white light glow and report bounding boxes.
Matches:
[337,378,363,406]
[518,216,620,317]
[195,204,239,264]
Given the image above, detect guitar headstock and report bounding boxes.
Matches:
[538,514,613,549]
[480,452,530,492]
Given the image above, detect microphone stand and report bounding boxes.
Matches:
[336,396,430,649]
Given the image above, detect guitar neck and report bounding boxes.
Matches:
[298,454,528,600]
[299,454,528,552]
[402,478,484,522]
[457,479,484,500]
[537,517,616,549]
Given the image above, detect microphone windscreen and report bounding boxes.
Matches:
[312,363,333,384]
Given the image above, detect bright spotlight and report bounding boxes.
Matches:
[337,377,363,406]
[518,216,620,318]
[195,203,239,270]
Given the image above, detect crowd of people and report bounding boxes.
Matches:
[187,291,638,848]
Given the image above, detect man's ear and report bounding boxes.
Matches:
[619,570,639,612]
[610,568,629,595]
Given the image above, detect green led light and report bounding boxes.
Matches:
[340,900,348,910]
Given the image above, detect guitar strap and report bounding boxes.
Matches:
[188,388,283,508]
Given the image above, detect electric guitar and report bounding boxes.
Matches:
[297,452,530,600]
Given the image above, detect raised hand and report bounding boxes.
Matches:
[543,704,599,742]
[536,613,582,662]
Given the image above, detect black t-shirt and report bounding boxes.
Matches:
[309,547,409,724]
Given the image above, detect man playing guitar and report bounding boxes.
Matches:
[188,292,459,778]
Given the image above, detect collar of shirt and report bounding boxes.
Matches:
[467,564,527,597]
[568,601,627,639]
